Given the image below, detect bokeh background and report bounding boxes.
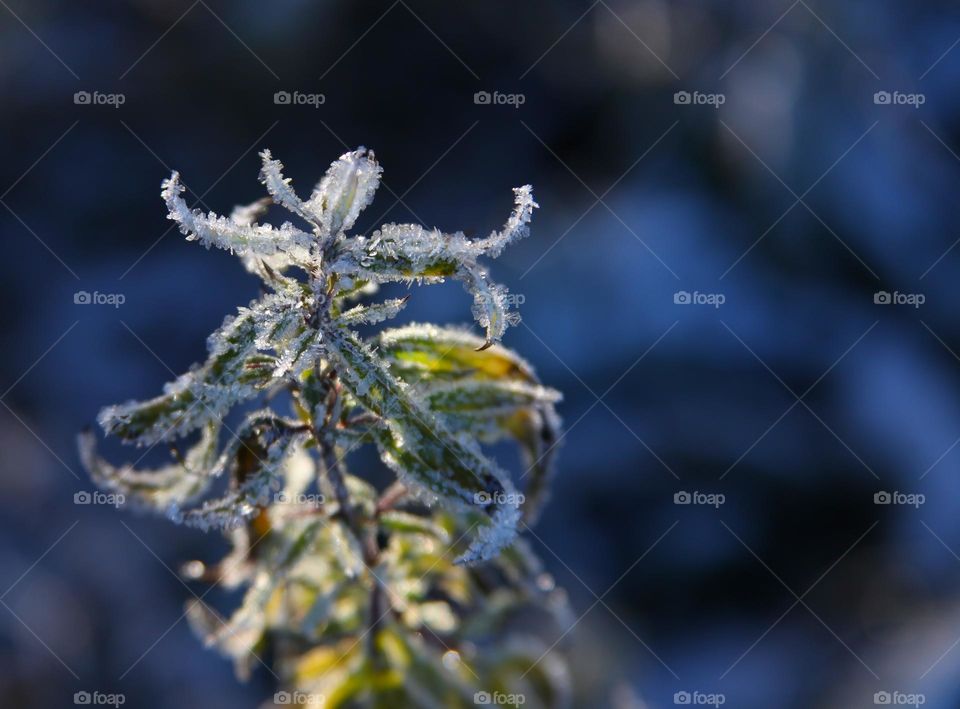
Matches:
[3,1,960,707]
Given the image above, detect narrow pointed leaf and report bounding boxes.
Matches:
[323,326,520,564]
[163,172,314,261]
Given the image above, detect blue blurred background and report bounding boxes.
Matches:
[3,1,960,707]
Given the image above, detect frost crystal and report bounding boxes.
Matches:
[82,147,569,707]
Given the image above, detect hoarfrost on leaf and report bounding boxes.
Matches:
[306,147,382,239]
[163,172,314,261]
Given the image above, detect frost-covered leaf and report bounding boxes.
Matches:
[335,297,409,327]
[329,223,460,282]
[306,147,382,239]
[422,380,559,418]
[377,324,561,523]
[229,198,305,278]
[323,326,520,564]
[258,150,321,227]
[78,421,220,514]
[378,324,538,383]
[419,379,559,441]
[459,263,520,349]
[176,414,305,531]
[329,180,536,346]
[271,327,323,379]
[472,185,538,258]
[422,382,561,525]
[163,173,314,262]
[98,293,310,445]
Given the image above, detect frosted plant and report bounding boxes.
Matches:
[81,149,570,707]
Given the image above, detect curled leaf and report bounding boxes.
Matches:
[259,149,321,227]
[78,422,220,514]
[163,172,313,261]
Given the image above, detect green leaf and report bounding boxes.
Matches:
[98,293,310,445]
[323,326,521,565]
[378,324,538,384]
[378,324,562,524]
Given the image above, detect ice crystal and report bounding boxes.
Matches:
[82,148,569,708]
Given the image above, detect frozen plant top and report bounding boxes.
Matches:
[85,148,559,566]
[164,148,537,348]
